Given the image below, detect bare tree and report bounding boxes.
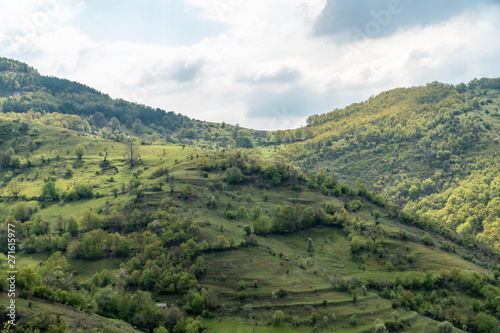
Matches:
[9,182,21,198]
[364,225,383,243]
[100,147,109,167]
[124,139,139,167]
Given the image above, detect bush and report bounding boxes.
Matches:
[272,288,287,299]
[64,167,74,178]
[225,167,244,184]
[74,183,93,198]
[40,181,59,201]
[272,310,285,326]
[3,171,13,182]
[350,237,365,253]
[238,280,246,290]
[438,321,453,333]
[73,144,86,159]
[225,210,237,220]
[181,184,193,199]
[422,233,434,246]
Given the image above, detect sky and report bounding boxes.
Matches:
[0,0,499,130]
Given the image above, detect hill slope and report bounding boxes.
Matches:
[0,118,498,333]
[276,79,500,249]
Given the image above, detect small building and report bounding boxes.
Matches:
[155,303,167,309]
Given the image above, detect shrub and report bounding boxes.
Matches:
[422,233,434,246]
[40,181,59,201]
[438,321,453,333]
[224,167,244,184]
[350,237,365,253]
[73,144,86,159]
[272,310,285,326]
[238,280,246,290]
[225,210,237,220]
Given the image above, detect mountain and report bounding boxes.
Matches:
[276,79,500,250]
[0,57,198,136]
[0,58,499,333]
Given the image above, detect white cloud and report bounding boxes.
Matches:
[1,1,499,130]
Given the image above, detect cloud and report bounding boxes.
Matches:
[245,85,335,119]
[238,66,301,84]
[170,61,203,83]
[313,0,498,41]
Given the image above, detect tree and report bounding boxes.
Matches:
[0,152,11,169]
[181,184,193,200]
[374,319,388,333]
[216,235,229,250]
[364,225,383,242]
[9,182,21,198]
[238,206,247,220]
[350,237,365,253]
[202,288,218,311]
[307,238,313,252]
[225,167,243,184]
[41,181,58,201]
[243,304,252,318]
[92,112,106,127]
[111,187,119,198]
[392,310,400,324]
[100,147,109,166]
[13,202,30,222]
[243,226,252,237]
[476,313,498,333]
[19,122,29,132]
[109,117,121,131]
[153,326,169,333]
[186,129,196,139]
[239,136,254,149]
[438,321,453,333]
[294,128,303,141]
[349,315,357,326]
[124,139,140,167]
[272,310,285,326]
[409,185,419,199]
[373,210,382,220]
[422,233,434,246]
[80,229,107,259]
[74,144,86,160]
[28,140,36,152]
[66,217,79,237]
[10,155,21,169]
[251,206,262,220]
[190,293,206,315]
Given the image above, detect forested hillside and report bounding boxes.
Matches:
[0,57,272,151]
[0,58,191,133]
[276,79,500,250]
